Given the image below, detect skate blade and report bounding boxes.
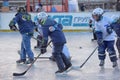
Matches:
[71,66,81,70]
[55,71,67,76]
[34,48,40,51]
[65,66,72,73]
[66,66,81,72]
[100,66,104,69]
[113,65,118,69]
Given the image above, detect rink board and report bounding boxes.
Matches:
[0,12,120,32]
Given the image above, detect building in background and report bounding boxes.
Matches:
[78,0,117,11]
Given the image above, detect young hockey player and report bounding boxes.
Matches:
[110,15,120,58]
[49,23,71,61]
[92,8,118,68]
[37,12,72,74]
[9,7,34,64]
[34,14,71,61]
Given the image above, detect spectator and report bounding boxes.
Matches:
[35,3,44,12]
[50,5,57,12]
[80,3,86,12]
[116,0,120,11]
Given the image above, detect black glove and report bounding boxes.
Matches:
[106,26,113,34]
[41,46,47,54]
[9,25,17,31]
[89,23,92,28]
[35,27,38,32]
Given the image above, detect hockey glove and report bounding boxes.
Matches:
[57,23,63,30]
[9,20,18,31]
[106,26,113,34]
[41,46,47,54]
[89,23,92,28]
[35,27,38,32]
[89,19,92,28]
[9,25,18,31]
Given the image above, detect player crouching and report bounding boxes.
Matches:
[36,12,72,74]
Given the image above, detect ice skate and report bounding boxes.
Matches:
[16,59,26,64]
[99,60,104,67]
[55,69,67,75]
[25,59,34,64]
[112,61,118,68]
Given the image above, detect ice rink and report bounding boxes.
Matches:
[0,32,120,80]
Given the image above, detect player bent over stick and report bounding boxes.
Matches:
[34,13,71,61]
[36,12,72,74]
[9,7,34,64]
[92,8,118,68]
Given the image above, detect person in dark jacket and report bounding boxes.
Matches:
[37,12,72,74]
[9,7,34,64]
[110,15,120,58]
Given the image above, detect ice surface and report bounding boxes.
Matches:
[0,32,120,80]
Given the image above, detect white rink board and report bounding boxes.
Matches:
[0,12,120,30]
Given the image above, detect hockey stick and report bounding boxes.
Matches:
[18,51,49,59]
[18,50,50,59]
[80,46,98,68]
[80,33,115,68]
[80,31,112,68]
[13,40,52,76]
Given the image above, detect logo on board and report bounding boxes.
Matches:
[52,15,90,27]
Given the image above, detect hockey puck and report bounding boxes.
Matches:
[79,47,82,49]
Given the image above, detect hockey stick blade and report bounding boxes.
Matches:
[18,51,50,59]
[18,52,50,59]
[13,71,27,76]
[13,40,52,76]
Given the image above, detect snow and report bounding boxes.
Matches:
[0,32,120,80]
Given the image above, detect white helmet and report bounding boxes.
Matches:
[92,8,104,16]
[37,12,48,20]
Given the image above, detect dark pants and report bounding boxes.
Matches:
[116,38,120,56]
[98,41,117,62]
[36,35,42,47]
[53,43,71,71]
[92,28,97,40]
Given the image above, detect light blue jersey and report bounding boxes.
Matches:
[95,16,116,41]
